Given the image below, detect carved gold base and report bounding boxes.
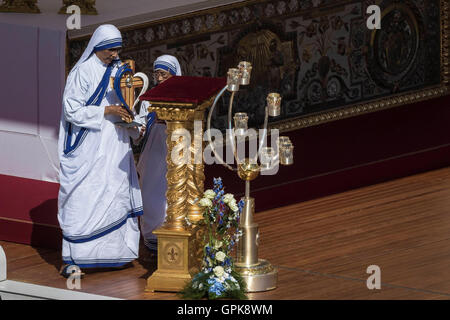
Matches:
[145,226,200,292]
[146,270,193,293]
[235,259,278,292]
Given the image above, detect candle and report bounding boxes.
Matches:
[238,61,252,85]
[260,147,275,170]
[280,142,294,165]
[227,68,241,92]
[267,93,281,117]
[233,112,248,136]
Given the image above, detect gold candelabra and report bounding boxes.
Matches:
[206,61,294,292]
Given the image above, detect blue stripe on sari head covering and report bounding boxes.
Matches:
[94,37,122,52]
[153,62,176,75]
[153,55,182,76]
[69,24,122,75]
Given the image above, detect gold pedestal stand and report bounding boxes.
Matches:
[233,163,278,292]
[145,104,209,292]
[235,196,277,292]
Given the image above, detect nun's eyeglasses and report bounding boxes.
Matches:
[107,48,122,54]
[152,70,171,81]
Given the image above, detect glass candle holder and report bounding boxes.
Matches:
[238,61,252,85]
[233,112,248,136]
[277,136,291,148]
[227,68,241,92]
[267,93,282,117]
[259,147,275,170]
[280,142,294,165]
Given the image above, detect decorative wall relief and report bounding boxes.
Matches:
[59,0,97,15]
[68,0,450,132]
[0,0,40,13]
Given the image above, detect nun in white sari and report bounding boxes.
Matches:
[58,24,143,274]
[133,55,182,252]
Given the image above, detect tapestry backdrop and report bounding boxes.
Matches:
[68,0,449,131]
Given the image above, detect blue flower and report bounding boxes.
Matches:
[214,190,224,200]
[208,278,225,297]
[213,177,223,192]
[238,199,245,210]
[213,177,223,186]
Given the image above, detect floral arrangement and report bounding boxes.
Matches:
[181,177,247,300]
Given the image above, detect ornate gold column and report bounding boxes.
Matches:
[186,110,205,224]
[139,73,226,292]
[165,120,190,231]
[145,106,208,292]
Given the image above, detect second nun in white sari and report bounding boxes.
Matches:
[133,55,182,252]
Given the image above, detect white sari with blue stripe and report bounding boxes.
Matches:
[135,55,182,250]
[58,50,143,268]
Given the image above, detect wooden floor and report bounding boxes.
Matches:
[3,166,450,300]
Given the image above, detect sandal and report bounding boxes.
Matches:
[59,264,85,279]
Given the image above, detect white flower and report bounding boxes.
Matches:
[227,197,238,211]
[206,257,213,267]
[199,198,212,207]
[216,251,226,262]
[217,271,229,283]
[198,283,203,290]
[204,189,215,199]
[214,240,223,250]
[229,202,239,212]
[223,193,234,204]
[213,266,225,278]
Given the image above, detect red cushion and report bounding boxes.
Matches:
[139,76,227,105]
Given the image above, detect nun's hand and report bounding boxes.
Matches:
[105,105,133,122]
[139,126,146,138]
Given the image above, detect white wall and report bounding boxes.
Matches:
[0,0,243,183]
[0,22,64,182]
